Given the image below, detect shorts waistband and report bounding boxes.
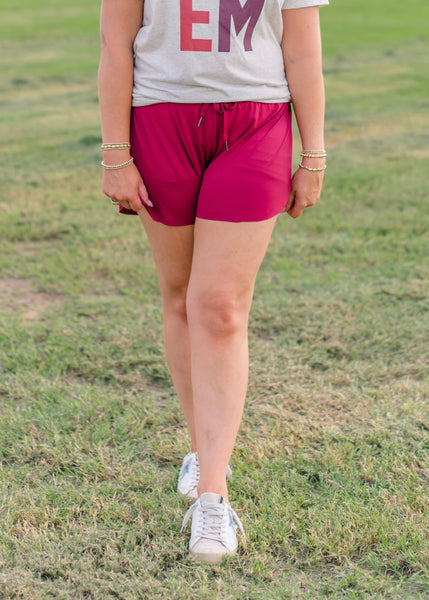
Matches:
[197,102,238,152]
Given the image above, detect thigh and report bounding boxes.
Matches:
[139,209,194,294]
[188,217,278,306]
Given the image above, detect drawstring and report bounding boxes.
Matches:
[197,104,209,128]
[216,102,237,152]
[197,102,237,151]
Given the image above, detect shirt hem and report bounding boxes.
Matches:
[132,95,292,107]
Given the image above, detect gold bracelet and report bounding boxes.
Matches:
[300,152,327,159]
[101,157,134,170]
[299,162,326,172]
[301,149,326,154]
[101,142,131,150]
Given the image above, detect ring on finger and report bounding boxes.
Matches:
[110,199,121,206]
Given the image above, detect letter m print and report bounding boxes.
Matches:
[218,0,265,52]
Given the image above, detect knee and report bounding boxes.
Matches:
[161,282,188,322]
[187,289,249,337]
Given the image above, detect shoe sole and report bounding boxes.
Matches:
[190,547,237,564]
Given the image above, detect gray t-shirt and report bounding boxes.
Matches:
[132,0,329,106]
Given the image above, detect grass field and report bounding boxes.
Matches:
[0,0,428,598]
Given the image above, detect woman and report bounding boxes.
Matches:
[98,0,328,564]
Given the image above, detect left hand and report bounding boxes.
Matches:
[284,164,324,219]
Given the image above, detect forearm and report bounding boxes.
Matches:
[285,57,325,151]
[283,60,326,219]
[98,45,134,154]
[281,6,326,157]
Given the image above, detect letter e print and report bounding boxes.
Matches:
[180,0,212,52]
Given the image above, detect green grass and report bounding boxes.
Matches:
[1,1,428,598]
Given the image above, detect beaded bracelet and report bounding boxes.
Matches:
[101,157,134,170]
[101,142,131,150]
[300,150,327,159]
[299,162,326,172]
[301,148,326,154]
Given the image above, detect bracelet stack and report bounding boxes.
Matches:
[299,148,327,172]
[101,142,131,151]
[101,142,133,170]
[101,157,134,170]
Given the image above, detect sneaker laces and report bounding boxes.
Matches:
[180,499,246,540]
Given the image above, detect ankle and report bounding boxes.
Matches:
[197,484,228,502]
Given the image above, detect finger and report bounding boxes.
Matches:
[287,205,303,219]
[284,188,296,213]
[287,196,305,219]
[138,180,153,208]
[126,195,142,213]
[119,199,132,211]
[286,190,302,219]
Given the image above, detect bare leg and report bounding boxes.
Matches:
[138,210,197,450]
[187,217,278,500]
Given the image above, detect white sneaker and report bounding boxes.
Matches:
[177,452,233,501]
[177,452,200,500]
[180,492,245,564]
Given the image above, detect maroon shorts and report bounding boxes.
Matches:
[123,101,293,225]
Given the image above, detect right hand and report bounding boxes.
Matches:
[102,152,153,212]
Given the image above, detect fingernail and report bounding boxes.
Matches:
[139,193,153,208]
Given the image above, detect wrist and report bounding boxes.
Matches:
[299,147,326,171]
[102,148,132,164]
[300,156,326,168]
